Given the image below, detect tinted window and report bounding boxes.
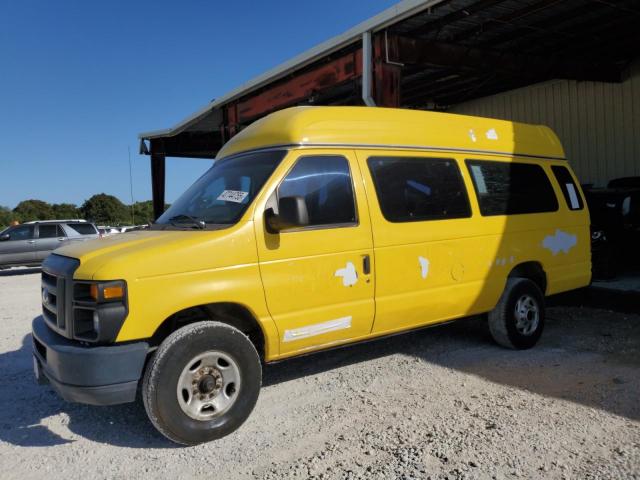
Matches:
[367,156,471,222]
[278,155,356,226]
[466,160,558,216]
[38,224,61,238]
[6,225,34,240]
[67,223,97,235]
[552,166,584,210]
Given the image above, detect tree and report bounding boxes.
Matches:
[131,200,155,225]
[0,206,17,229]
[13,199,53,222]
[80,194,130,225]
[52,203,80,219]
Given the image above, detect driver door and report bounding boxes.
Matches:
[0,224,36,266]
[254,150,375,357]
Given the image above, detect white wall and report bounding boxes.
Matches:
[450,59,640,187]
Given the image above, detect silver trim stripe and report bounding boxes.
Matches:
[283,316,353,342]
[219,142,567,162]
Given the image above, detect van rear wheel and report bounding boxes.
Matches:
[142,321,261,445]
[488,278,545,350]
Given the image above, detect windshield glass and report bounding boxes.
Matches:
[155,150,286,228]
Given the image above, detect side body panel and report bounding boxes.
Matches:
[77,223,280,360]
[253,149,375,358]
[355,149,590,336]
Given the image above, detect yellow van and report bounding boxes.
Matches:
[32,107,591,444]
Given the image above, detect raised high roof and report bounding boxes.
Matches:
[216,106,565,160]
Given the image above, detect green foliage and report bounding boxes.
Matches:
[3,196,164,228]
[131,200,155,225]
[52,203,80,219]
[80,194,130,225]
[0,206,18,229]
[13,199,53,221]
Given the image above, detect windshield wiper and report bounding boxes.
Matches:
[168,214,206,229]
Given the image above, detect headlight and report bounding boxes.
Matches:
[74,280,128,343]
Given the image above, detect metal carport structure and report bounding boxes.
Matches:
[139,0,640,220]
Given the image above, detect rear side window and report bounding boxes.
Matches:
[367,156,471,222]
[66,223,97,235]
[38,224,65,238]
[466,160,558,216]
[552,166,584,210]
[278,155,356,227]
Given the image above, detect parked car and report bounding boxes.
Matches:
[0,220,99,269]
[32,107,591,445]
[584,179,640,279]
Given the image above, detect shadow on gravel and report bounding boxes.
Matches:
[1,289,638,447]
[264,286,640,420]
[0,267,41,277]
[0,331,176,449]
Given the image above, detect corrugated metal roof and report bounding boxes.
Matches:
[138,0,447,140]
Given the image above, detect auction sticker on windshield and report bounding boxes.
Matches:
[217,190,249,203]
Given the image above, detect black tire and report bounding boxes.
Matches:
[488,278,545,350]
[142,321,262,445]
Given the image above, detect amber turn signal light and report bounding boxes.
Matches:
[103,285,124,300]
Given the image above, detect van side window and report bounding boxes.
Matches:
[551,166,584,210]
[466,160,558,216]
[367,156,471,222]
[278,155,356,227]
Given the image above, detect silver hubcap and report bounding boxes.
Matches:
[514,294,539,336]
[177,351,241,421]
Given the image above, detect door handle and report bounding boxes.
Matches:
[27,240,36,244]
[362,254,371,275]
[57,237,66,241]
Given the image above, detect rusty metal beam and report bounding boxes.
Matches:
[235,50,362,123]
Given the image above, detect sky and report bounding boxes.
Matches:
[0,0,398,209]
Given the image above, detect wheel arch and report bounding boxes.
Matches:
[508,261,547,294]
[149,302,267,360]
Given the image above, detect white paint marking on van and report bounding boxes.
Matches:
[468,129,477,142]
[485,128,499,140]
[418,256,430,279]
[470,165,488,193]
[283,316,352,342]
[542,229,577,255]
[335,262,358,287]
[565,183,580,209]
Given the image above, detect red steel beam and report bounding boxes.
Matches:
[236,50,363,123]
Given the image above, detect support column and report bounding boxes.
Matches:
[373,33,402,107]
[151,154,166,221]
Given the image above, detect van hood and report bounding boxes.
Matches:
[56,225,256,280]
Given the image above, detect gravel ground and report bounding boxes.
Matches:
[0,268,638,479]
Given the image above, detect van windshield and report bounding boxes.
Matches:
[154,150,286,229]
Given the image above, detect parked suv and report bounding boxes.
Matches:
[0,220,99,269]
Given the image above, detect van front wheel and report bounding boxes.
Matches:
[142,321,262,445]
[488,278,545,350]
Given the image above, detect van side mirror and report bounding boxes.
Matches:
[265,196,310,233]
[0,233,9,241]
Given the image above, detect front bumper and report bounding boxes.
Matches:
[32,316,148,406]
